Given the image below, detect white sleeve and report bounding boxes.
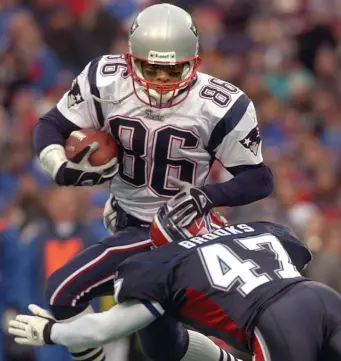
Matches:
[56,58,103,130]
[50,300,164,349]
[212,96,263,168]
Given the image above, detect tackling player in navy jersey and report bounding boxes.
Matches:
[33,3,273,361]
[10,207,341,360]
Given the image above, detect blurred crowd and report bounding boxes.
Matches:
[1,0,341,360]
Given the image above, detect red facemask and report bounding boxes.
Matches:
[125,53,201,109]
[150,205,227,248]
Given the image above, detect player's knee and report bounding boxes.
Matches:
[138,316,189,361]
[44,265,80,311]
[45,268,64,306]
[45,268,89,320]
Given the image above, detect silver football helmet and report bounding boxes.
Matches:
[125,3,201,109]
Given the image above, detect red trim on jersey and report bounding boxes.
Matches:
[70,271,118,306]
[178,288,249,345]
[252,335,266,361]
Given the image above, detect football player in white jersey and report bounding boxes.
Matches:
[33,3,273,361]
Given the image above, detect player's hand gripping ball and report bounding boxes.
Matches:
[56,129,119,186]
[65,129,118,166]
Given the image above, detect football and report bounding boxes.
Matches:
[65,129,118,167]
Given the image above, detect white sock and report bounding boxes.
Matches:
[181,330,242,361]
[59,306,105,361]
[103,336,130,361]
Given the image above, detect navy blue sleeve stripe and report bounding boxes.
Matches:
[88,56,105,127]
[33,106,80,155]
[206,93,251,156]
[226,162,264,176]
[141,300,162,317]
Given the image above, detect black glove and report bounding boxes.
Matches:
[56,142,118,186]
[166,176,213,227]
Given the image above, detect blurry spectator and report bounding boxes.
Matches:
[0,107,9,152]
[102,0,139,21]
[0,133,33,213]
[7,11,61,92]
[307,221,341,292]
[42,9,88,72]
[0,49,30,109]
[191,5,225,52]
[73,0,123,63]
[296,16,337,73]
[0,131,49,217]
[314,46,341,96]
[11,89,38,133]
[0,219,33,361]
[85,188,111,240]
[311,166,341,213]
[20,187,100,361]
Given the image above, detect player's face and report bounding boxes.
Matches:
[141,62,185,93]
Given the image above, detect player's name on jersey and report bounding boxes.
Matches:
[179,224,255,249]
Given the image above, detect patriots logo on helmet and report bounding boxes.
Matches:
[68,78,84,108]
[130,19,139,35]
[190,22,198,36]
[239,126,261,156]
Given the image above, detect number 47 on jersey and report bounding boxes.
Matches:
[199,234,301,297]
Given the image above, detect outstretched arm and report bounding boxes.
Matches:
[9,301,163,349]
[52,300,161,348]
[9,303,246,361]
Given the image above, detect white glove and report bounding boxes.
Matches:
[166,176,213,227]
[103,194,118,234]
[40,143,119,186]
[8,305,56,346]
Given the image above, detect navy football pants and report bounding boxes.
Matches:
[45,225,189,361]
[253,281,341,361]
[45,226,152,316]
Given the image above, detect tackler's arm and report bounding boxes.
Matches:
[9,301,163,349]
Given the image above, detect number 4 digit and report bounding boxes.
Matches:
[199,234,301,297]
[199,244,270,296]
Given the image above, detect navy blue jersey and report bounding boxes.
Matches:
[115,221,312,352]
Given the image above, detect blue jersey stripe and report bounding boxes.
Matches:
[206,93,251,156]
[88,57,105,127]
[141,300,163,317]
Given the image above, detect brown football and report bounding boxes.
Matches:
[65,129,118,166]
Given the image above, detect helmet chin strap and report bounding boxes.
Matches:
[91,87,162,107]
[91,87,144,105]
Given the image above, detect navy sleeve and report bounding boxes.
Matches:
[33,106,80,156]
[261,222,312,271]
[1,227,25,309]
[202,163,274,207]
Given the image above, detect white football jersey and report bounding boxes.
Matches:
[57,55,263,222]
